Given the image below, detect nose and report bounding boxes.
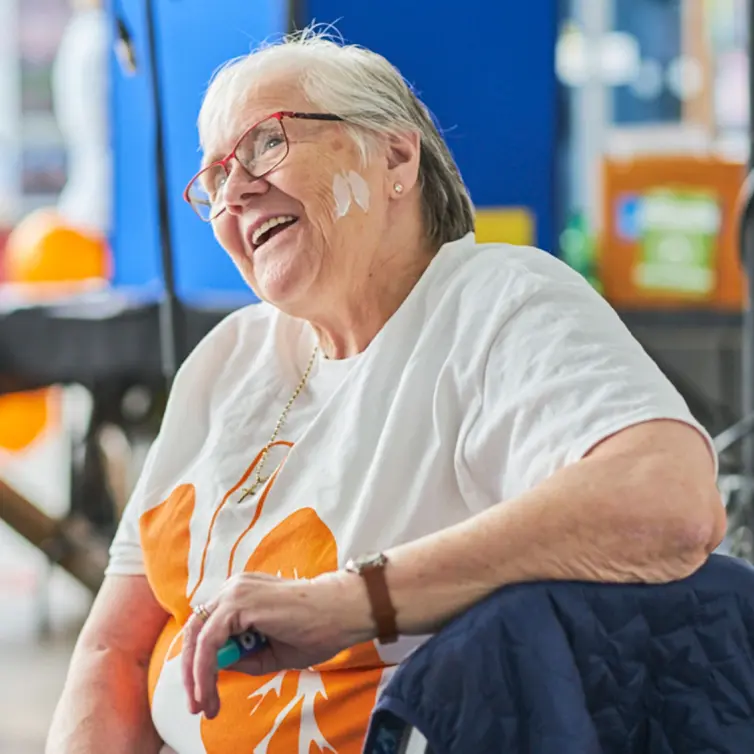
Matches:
[222,160,269,214]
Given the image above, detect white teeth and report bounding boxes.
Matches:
[252,215,297,247]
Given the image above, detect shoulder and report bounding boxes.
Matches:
[170,302,280,397]
[186,301,274,360]
[144,302,284,484]
[445,235,596,297]
[432,234,615,332]
[191,300,276,351]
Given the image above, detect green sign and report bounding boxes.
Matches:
[633,189,721,296]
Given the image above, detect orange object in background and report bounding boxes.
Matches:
[0,388,59,454]
[600,157,745,311]
[2,207,111,284]
[0,209,106,455]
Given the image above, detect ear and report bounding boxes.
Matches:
[384,130,421,196]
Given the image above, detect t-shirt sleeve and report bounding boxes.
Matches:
[105,500,146,576]
[459,275,716,508]
[104,436,160,577]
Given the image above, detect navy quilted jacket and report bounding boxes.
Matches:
[364,554,754,753]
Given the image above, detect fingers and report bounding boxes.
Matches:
[193,608,232,719]
[181,606,212,715]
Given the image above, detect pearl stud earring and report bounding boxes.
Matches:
[394,182,404,194]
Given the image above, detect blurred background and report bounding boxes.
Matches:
[0,0,752,750]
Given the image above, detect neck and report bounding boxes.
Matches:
[309,235,437,360]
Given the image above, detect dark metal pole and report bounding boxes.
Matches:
[143,0,182,386]
[288,0,305,32]
[742,175,754,480]
[749,3,754,175]
[739,4,754,478]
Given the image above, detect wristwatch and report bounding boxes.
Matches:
[345,552,399,645]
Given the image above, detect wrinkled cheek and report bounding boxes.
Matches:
[307,186,340,245]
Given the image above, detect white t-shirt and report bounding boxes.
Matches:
[107,232,713,754]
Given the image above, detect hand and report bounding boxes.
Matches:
[181,571,375,719]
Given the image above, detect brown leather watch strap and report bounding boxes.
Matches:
[347,553,399,645]
[362,564,399,644]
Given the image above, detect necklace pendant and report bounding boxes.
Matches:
[238,484,259,503]
[237,487,255,504]
[238,475,269,503]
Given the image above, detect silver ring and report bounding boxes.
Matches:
[193,603,212,623]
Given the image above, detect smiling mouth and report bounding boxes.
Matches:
[251,215,299,250]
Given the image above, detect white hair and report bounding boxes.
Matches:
[198,26,475,248]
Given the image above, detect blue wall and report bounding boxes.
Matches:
[108,0,557,298]
[306,0,558,248]
[108,0,288,299]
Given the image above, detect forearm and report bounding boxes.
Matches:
[46,645,161,754]
[384,444,724,637]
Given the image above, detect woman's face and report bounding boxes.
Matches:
[202,75,394,311]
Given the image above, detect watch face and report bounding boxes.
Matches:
[351,552,386,571]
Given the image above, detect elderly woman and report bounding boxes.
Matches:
[48,30,725,754]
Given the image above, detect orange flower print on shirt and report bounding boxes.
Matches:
[140,483,195,624]
[141,487,388,754]
[140,484,196,706]
[200,507,386,754]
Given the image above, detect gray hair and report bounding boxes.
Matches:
[198,27,475,248]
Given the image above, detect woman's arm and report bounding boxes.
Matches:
[182,419,726,719]
[377,419,726,636]
[46,575,168,754]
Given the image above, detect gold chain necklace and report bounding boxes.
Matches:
[237,346,318,503]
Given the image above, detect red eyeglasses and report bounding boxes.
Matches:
[183,111,344,221]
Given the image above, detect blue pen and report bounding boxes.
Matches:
[216,629,267,670]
